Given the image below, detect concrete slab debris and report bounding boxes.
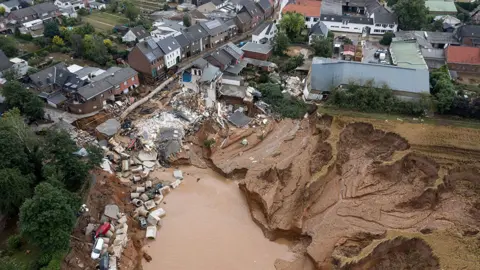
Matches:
[122,160,129,172]
[131,192,140,199]
[136,186,146,193]
[146,226,157,239]
[228,111,252,127]
[96,119,121,137]
[109,256,117,270]
[150,208,166,218]
[143,161,156,169]
[170,179,182,189]
[138,150,158,161]
[147,214,161,226]
[131,166,143,172]
[133,175,141,182]
[173,170,183,180]
[104,204,120,220]
[101,158,113,174]
[140,193,149,201]
[112,245,123,258]
[144,200,156,210]
[117,215,127,225]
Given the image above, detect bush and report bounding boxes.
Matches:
[203,139,216,148]
[7,234,22,251]
[327,81,428,116]
[257,83,308,118]
[37,253,53,268]
[379,32,394,46]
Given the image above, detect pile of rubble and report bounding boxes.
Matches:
[283,76,303,97]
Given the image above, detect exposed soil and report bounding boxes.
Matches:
[63,170,144,270]
[188,113,480,269]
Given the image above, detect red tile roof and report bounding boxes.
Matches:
[446,45,480,64]
[282,0,321,17]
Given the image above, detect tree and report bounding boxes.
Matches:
[393,0,429,30]
[52,35,65,46]
[0,6,5,16]
[77,7,88,16]
[343,37,353,45]
[0,257,24,270]
[379,32,394,45]
[83,35,110,65]
[163,3,169,10]
[257,83,307,118]
[71,34,84,57]
[283,54,305,72]
[272,31,290,56]
[1,81,45,120]
[183,14,191,27]
[0,36,18,57]
[20,182,79,252]
[103,38,113,48]
[311,36,332,58]
[279,12,305,40]
[124,2,139,21]
[43,21,60,38]
[0,169,33,215]
[430,19,444,32]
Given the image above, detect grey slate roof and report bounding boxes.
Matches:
[29,63,84,89]
[310,21,329,36]
[211,0,223,6]
[321,14,373,25]
[199,19,229,36]
[225,19,237,29]
[394,31,459,49]
[74,66,103,79]
[174,33,190,48]
[241,42,272,54]
[257,0,272,13]
[365,0,397,24]
[77,80,113,100]
[157,36,181,54]
[182,23,208,42]
[454,25,480,39]
[0,50,13,72]
[2,0,20,8]
[10,2,58,19]
[321,0,396,24]
[189,9,208,20]
[309,57,429,94]
[222,42,244,60]
[242,1,263,17]
[321,0,342,15]
[253,21,273,35]
[130,26,150,40]
[136,38,164,63]
[199,64,221,82]
[208,49,232,66]
[192,58,208,69]
[236,11,252,24]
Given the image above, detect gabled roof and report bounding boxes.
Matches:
[0,50,13,72]
[253,21,273,36]
[365,0,397,24]
[174,33,190,48]
[446,46,480,65]
[454,25,480,39]
[29,63,85,89]
[182,23,209,41]
[282,1,321,17]
[136,39,165,63]
[10,2,58,19]
[222,42,244,60]
[310,21,328,36]
[189,9,208,20]
[200,19,229,36]
[257,0,272,13]
[129,26,150,40]
[309,57,429,94]
[242,1,263,17]
[157,36,181,55]
[1,0,20,8]
[241,42,272,54]
[77,80,112,100]
[236,11,252,24]
[207,49,233,67]
[199,64,221,82]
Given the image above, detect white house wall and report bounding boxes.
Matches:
[321,20,397,35]
[164,48,181,69]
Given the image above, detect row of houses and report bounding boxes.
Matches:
[127,0,276,83]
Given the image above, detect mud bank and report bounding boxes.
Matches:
[197,115,480,269]
[142,167,295,270]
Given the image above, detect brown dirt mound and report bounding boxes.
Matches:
[341,237,440,270]
[195,114,480,269]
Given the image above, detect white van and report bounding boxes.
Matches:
[91,237,104,260]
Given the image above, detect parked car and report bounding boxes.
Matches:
[91,237,104,260]
[95,222,111,239]
[374,49,387,58]
[99,253,109,270]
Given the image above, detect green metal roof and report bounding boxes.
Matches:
[425,0,457,13]
[389,40,428,70]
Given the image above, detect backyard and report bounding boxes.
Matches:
[82,11,129,32]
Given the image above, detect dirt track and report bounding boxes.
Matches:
[192,114,480,269]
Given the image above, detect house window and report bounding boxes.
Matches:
[375,23,381,27]
[341,26,349,29]
[313,18,319,22]
[389,24,394,28]
[305,17,310,21]
[374,29,380,33]
[382,24,387,28]
[342,20,349,25]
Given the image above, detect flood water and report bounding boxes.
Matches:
[143,167,294,270]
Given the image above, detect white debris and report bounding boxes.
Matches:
[146,226,157,239]
[173,170,183,180]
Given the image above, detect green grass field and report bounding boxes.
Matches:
[83,11,129,32]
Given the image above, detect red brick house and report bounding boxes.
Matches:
[241,42,272,61]
[128,40,166,84]
[445,45,480,74]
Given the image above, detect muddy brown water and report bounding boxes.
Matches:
[143,167,295,270]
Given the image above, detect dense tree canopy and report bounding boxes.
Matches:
[20,182,79,252]
[393,0,429,30]
[272,31,290,56]
[311,36,333,58]
[0,169,33,215]
[124,2,140,21]
[0,36,18,57]
[83,35,110,65]
[183,14,191,27]
[257,83,308,118]
[379,32,394,45]
[279,12,305,40]
[1,81,45,120]
[43,21,60,38]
